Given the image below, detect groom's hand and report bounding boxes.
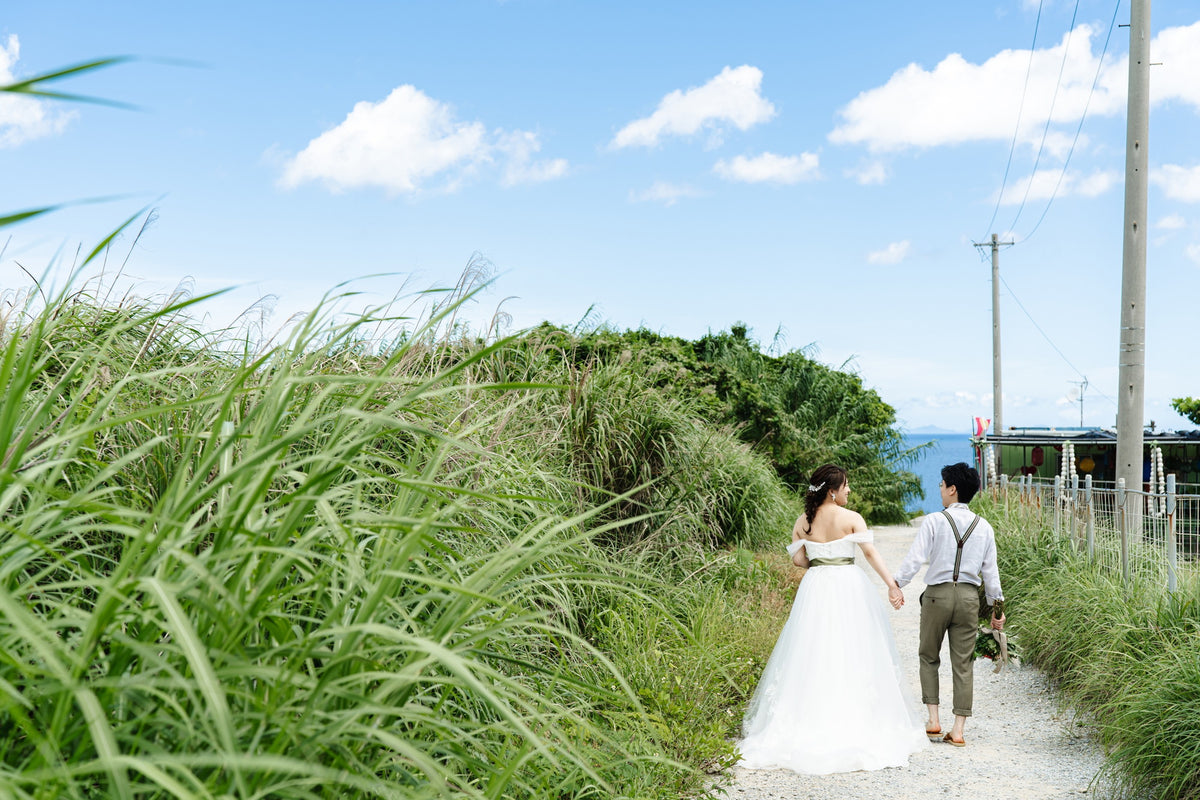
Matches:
[990,613,1006,631]
[888,586,904,609]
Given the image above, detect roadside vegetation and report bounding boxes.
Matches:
[982,494,1200,800]
[0,268,916,798]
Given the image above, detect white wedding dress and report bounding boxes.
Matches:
[738,531,927,774]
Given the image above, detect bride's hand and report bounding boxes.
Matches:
[888,586,904,609]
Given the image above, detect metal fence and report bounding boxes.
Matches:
[996,473,1200,592]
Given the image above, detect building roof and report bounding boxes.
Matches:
[977,427,1200,446]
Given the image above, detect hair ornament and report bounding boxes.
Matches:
[807,481,826,493]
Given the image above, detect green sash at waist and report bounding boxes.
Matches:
[807,556,854,567]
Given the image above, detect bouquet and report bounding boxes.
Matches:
[972,600,1017,671]
[972,627,1016,661]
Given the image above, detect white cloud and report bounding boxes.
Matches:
[827,22,1200,153]
[1151,21,1200,111]
[713,151,819,184]
[1056,391,1079,407]
[279,85,566,194]
[867,240,912,265]
[0,35,77,149]
[1152,164,1200,202]
[997,168,1118,205]
[1156,214,1187,230]
[846,159,889,185]
[1187,244,1200,266]
[496,130,568,186]
[920,390,986,410]
[1073,170,1118,196]
[830,25,1121,152]
[628,181,704,206]
[610,65,776,149]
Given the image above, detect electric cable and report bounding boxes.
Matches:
[999,272,1118,409]
[1006,0,1082,234]
[982,0,1044,241]
[1020,0,1123,242]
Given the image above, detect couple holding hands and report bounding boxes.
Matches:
[738,462,1006,774]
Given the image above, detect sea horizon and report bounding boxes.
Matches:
[902,432,976,515]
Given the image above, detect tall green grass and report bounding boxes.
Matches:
[981,495,1200,799]
[0,277,798,798]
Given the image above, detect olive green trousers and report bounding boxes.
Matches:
[918,582,978,717]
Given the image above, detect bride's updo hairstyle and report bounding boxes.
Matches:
[802,464,848,528]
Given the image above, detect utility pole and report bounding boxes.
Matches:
[974,233,1013,437]
[1116,0,1151,494]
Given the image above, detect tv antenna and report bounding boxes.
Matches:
[1068,378,1088,427]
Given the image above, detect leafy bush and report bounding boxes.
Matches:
[517,323,921,524]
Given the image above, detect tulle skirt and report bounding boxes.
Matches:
[738,564,928,774]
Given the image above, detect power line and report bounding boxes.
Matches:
[1006,0,1082,234]
[998,272,1118,409]
[972,0,1125,421]
[1019,0,1123,242]
[982,0,1045,241]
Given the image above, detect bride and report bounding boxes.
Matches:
[738,463,928,774]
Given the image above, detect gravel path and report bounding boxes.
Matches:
[715,521,1108,799]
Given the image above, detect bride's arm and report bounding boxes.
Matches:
[790,516,809,568]
[856,543,897,588]
[858,542,904,608]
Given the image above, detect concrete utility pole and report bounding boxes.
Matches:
[974,233,1013,436]
[1116,0,1151,494]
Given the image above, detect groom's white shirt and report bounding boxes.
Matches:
[893,503,1004,604]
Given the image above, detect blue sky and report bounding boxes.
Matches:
[3,1,1199,432]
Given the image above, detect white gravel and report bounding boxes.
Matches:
[713,522,1109,799]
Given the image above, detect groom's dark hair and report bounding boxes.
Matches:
[941,462,981,503]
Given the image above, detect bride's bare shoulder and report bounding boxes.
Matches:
[838,507,868,531]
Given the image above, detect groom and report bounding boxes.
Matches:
[893,462,1005,748]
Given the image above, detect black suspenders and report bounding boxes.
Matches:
[941,510,981,582]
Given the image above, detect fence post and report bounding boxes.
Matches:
[1167,474,1178,594]
[1071,473,1080,549]
[1118,477,1130,586]
[1000,473,1009,517]
[1027,474,1035,522]
[1085,473,1094,560]
[1054,474,1063,535]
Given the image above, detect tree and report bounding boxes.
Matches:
[1172,397,1200,426]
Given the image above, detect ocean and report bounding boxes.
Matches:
[902,433,976,515]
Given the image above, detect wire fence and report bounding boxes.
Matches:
[994,473,1200,592]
